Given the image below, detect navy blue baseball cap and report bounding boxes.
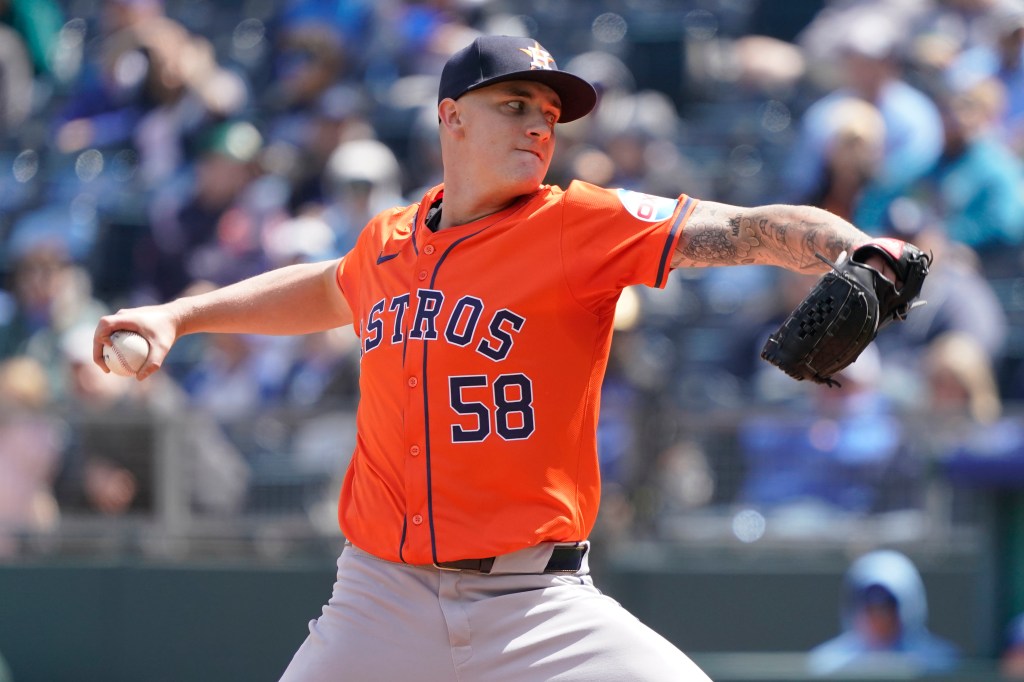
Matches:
[438,35,598,123]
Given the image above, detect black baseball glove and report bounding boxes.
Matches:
[760,238,931,387]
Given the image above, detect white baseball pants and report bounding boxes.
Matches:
[278,542,711,681]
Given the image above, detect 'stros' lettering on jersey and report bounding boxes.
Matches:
[362,288,524,361]
[361,288,536,443]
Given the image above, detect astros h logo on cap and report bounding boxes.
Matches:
[518,42,555,70]
[438,35,598,123]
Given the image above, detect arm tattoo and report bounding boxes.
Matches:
[673,201,867,273]
[675,206,761,266]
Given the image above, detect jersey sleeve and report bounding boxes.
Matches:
[335,224,374,335]
[560,180,697,310]
[335,204,420,338]
[335,257,359,333]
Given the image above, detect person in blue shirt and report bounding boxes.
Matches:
[808,549,960,676]
[916,76,1024,275]
[1001,611,1024,679]
[783,14,944,230]
[947,0,1024,153]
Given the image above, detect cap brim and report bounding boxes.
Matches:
[464,70,598,123]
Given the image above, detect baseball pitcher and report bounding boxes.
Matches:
[93,35,926,681]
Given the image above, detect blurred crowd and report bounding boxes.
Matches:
[5,0,1024,663]
[6,0,1024,671]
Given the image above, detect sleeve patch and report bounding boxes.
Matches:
[616,189,679,223]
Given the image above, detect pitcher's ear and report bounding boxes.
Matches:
[438,98,463,133]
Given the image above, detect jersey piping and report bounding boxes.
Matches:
[656,196,694,288]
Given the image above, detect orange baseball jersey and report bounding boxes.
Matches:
[335,180,697,565]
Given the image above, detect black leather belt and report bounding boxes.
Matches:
[434,545,586,574]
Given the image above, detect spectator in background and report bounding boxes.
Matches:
[262,11,352,150]
[0,23,33,137]
[808,549,960,676]
[180,216,362,430]
[177,324,304,461]
[922,332,1003,431]
[54,0,246,170]
[946,0,1024,153]
[915,76,1024,275]
[1002,612,1024,679]
[871,198,1008,391]
[0,17,38,226]
[261,9,372,213]
[783,13,944,230]
[587,89,685,194]
[276,327,360,409]
[739,345,913,517]
[272,0,375,77]
[0,0,63,80]
[371,0,479,83]
[0,355,62,557]
[0,207,108,397]
[56,322,249,517]
[140,119,275,302]
[55,323,154,515]
[559,50,706,201]
[796,0,931,81]
[318,137,404,256]
[72,0,167,106]
[403,100,446,200]
[803,97,886,222]
[259,213,361,409]
[123,15,248,188]
[273,83,375,215]
[906,0,1003,76]
[920,332,1024,485]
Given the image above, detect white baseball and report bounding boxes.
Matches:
[103,330,151,377]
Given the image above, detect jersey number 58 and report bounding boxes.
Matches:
[449,374,535,443]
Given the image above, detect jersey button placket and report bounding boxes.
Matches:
[402,321,429,559]
[404,236,437,560]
